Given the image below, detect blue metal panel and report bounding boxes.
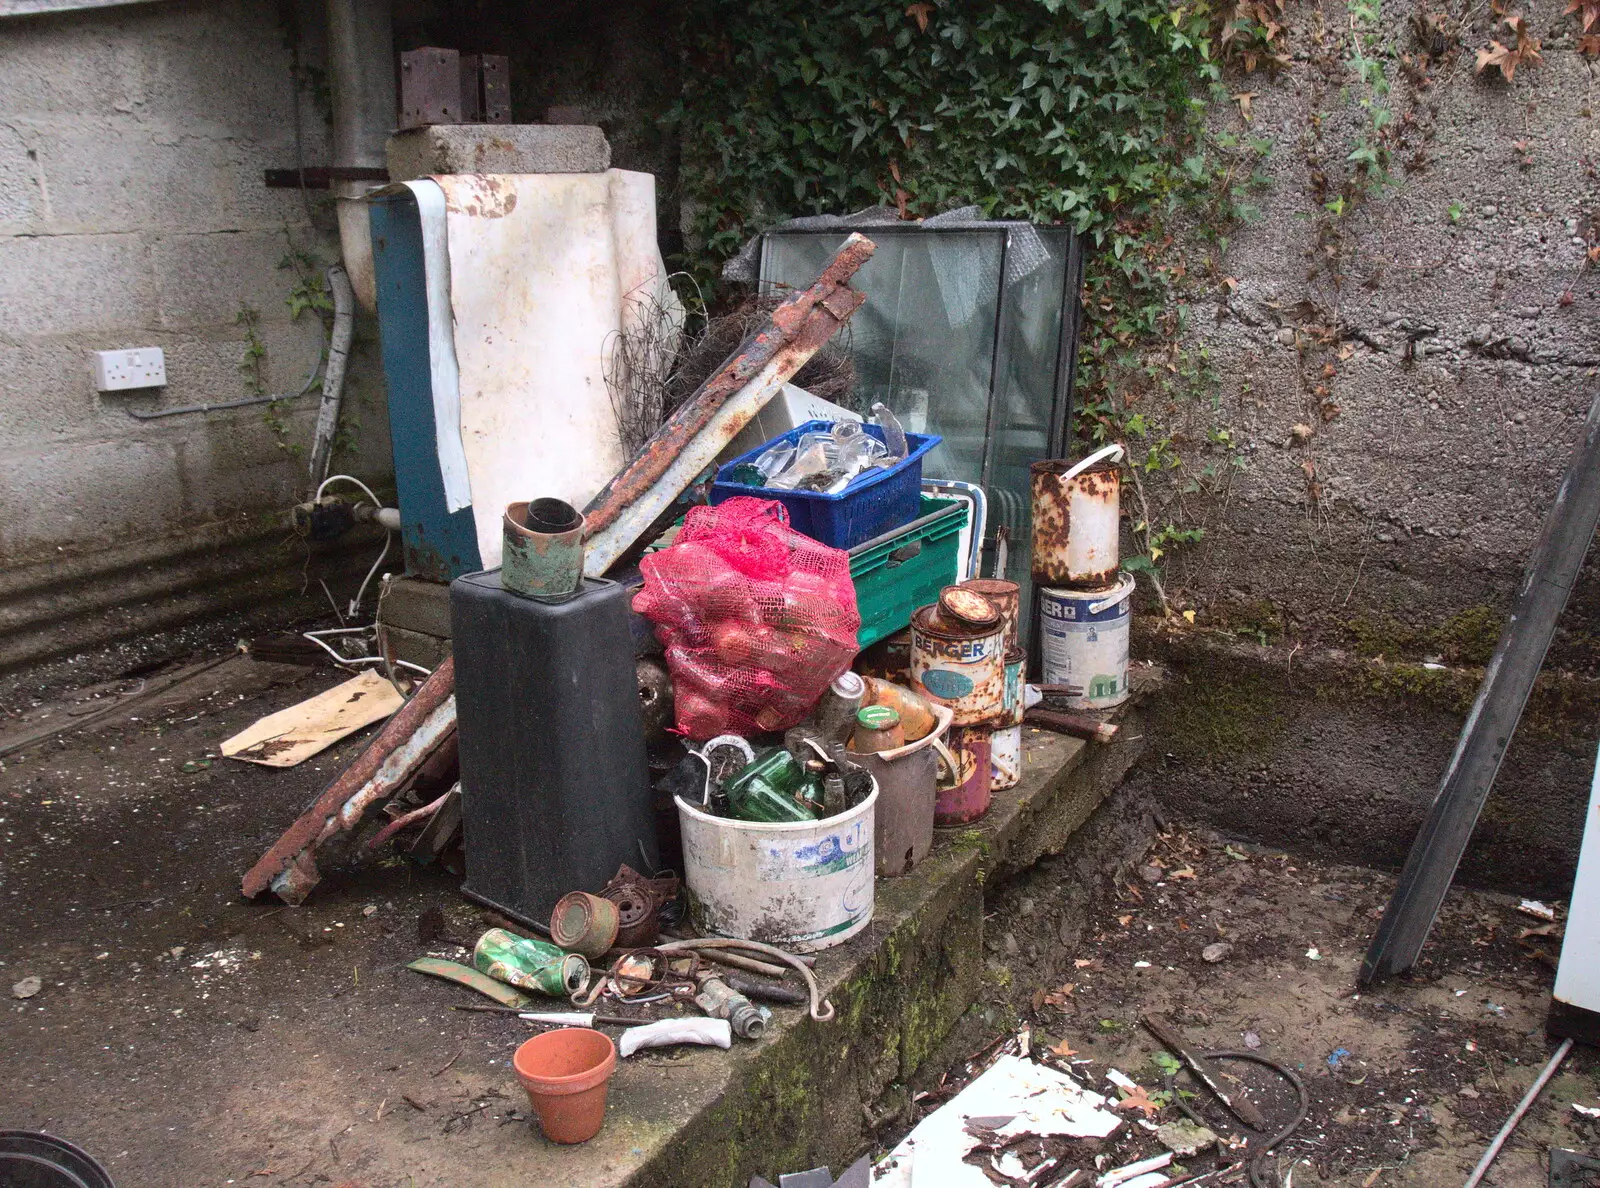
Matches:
[370,193,482,581]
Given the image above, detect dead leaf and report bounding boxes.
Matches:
[1170,867,1197,880]
[1233,91,1258,120]
[1051,1039,1081,1059]
[905,1,934,32]
[1043,983,1078,1007]
[1581,31,1600,52]
[1568,0,1600,33]
[1476,15,1542,80]
[1117,914,1134,927]
[1116,1085,1162,1118]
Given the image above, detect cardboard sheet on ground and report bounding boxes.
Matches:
[221,671,404,767]
[875,1054,1122,1187]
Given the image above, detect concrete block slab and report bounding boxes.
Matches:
[386,124,610,180]
[149,229,303,329]
[0,233,155,339]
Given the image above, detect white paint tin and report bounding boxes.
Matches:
[1039,574,1134,709]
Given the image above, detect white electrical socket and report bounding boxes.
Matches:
[92,347,167,392]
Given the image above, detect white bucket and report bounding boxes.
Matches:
[676,779,878,953]
[1039,574,1134,709]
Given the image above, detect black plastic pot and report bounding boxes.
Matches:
[0,1132,114,1188]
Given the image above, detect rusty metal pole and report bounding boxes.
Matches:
[580,233,876,577]
[242,657,456,903]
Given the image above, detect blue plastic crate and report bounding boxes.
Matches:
[710,420,942,550]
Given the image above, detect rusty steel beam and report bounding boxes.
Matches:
[580,233,876,575]
[241,657,456,903]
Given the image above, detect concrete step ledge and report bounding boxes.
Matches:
[521,691,1151,1187]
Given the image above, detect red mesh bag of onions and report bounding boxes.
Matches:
[632,496,860,740]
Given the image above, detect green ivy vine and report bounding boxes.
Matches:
[675,0,1278,610]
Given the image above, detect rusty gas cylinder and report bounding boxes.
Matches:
[960,579,1021,652]
[1030,444,1124,588]
[910,603,1006,726]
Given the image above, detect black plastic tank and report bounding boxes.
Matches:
[450,571,658,926]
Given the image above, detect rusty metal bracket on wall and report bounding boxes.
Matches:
[580,232,877,577]
[241,658,457,904]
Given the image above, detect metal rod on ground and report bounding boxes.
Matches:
[1026,708,1118,745]
[1363,388,1600,983]
[696,949,790,979]
[1142,1013,1267,1131]
[1462,1038,1573,1188]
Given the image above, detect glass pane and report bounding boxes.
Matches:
[986,227,1070,612]
[762,231,1005,485]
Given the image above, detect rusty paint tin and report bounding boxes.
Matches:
[960,579,1021,652]
[1002,646,1026,727]
[910,604,1006,727]
[934,724,992,825]
[937,585,1000,630]
[548,891,621,959]
[503,499,586,601]
[989,723,1022,790]
[1030,444,1124,588]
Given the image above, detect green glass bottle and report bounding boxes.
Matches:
[722,747,822,822]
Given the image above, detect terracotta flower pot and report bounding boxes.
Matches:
[513,1028,616,1144]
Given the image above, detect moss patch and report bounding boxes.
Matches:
[1341,605,1503,666]
[1159,666,1291,758]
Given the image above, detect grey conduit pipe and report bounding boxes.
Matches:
[309,262,357,483]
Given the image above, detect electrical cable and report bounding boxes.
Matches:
[348,529,391,619]
[1163,1050,1309,1188]
[316,473,384,508]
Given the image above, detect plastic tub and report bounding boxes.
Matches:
[849,496,968,649]
[676,778,878,952]
[710,421,942,550]
[0,1132,114,1188]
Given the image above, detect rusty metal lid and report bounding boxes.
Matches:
[938,585,1000,629]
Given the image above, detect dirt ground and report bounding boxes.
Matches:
[0,648,658,1188]
[901,824,1600,1186]
[2,641,1597,1187]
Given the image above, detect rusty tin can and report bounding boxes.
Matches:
[934,724,992,825]
[503,498,586,601]
[548,891,621,959]
[910,604,1006,726]
[1030,444,1124,588]
[989,723,1022,790]
[1002,646,1025,727]
[960,579,1021,653]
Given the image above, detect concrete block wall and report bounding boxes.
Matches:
[1161,0,1600,655]
[0,0,393,669]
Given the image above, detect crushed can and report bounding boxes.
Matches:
[474,928,591,997]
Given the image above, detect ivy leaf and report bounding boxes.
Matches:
[905,2,934,33]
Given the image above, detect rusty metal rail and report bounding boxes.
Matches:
[580,233,876,576]
[241,657,457,904]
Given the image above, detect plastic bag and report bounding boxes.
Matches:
[632,497,861,740]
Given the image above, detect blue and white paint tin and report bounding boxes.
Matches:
[1039,574,1134,710]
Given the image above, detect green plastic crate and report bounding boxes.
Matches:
[849,495,969,649]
